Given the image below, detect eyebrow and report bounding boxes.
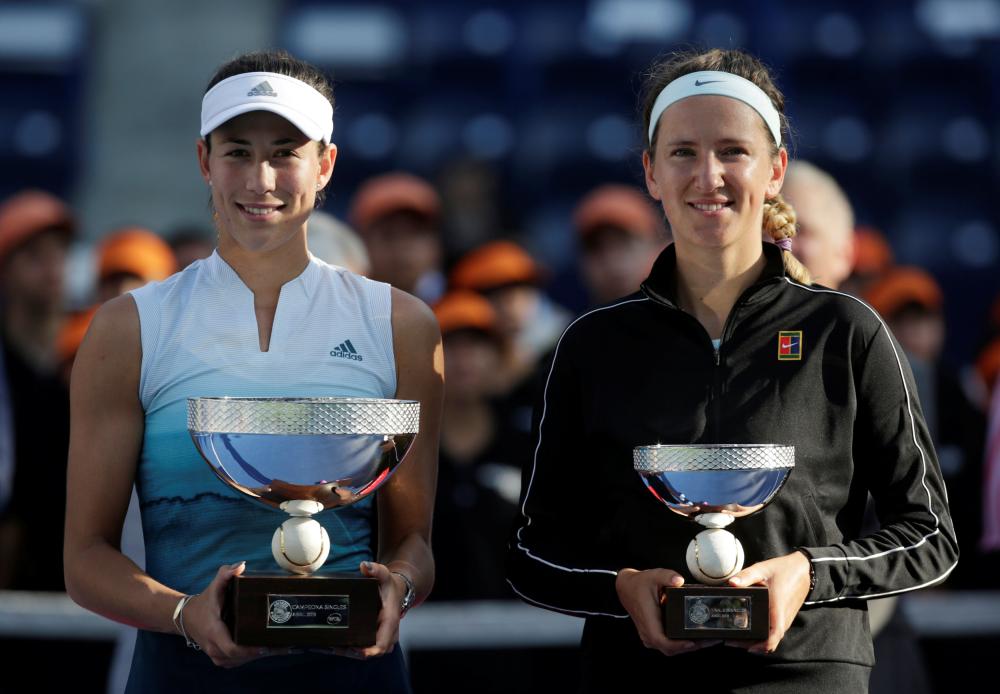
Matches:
[221,137,300,146]
[663,138,754,147]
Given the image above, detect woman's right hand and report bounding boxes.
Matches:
[182,561,293,668]
[615,568,721,657]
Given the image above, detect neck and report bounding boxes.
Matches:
[217,230,310,304]
[674,239,766,339]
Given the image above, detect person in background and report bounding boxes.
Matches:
[307,209,370,275]
[349,172,444,304]
[0,190,111,692]
[982,369,1000,569]
[841,225,894,299]
[430,290,527,601]
[167,226,215,271]
[866,267,985,589]
[57,227,177,380]
[449,240,572,436]
[573,184,668,306]
[779,160,854,290]
[0,189,74,591]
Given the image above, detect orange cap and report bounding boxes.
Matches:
[574,184,663,240]
[449,241,542,292]
[977,338,1000,395]
[0,189,74,264]
[349,172,441,231]
[433,290,498,335]
[864,266,943,318]
[56,305,98,364]
[98,227,176,282]
[852,225,894,276]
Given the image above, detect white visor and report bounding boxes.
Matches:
[200,71,333,144]
[647,70,782,147]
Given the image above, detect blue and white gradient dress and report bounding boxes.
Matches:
[126,251,410,691]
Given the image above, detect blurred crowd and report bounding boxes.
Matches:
[0,159,998,686]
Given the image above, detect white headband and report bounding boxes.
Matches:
[647,70,782,147]
[200,71,333,144]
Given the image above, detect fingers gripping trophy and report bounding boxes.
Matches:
[633,444,794,640]
[188,397,420,647]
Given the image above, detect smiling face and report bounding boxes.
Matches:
[643,95,785,258]
[197,110,336,255]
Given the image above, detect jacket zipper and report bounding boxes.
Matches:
[643,283,761,440]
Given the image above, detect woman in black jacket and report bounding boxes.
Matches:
[506,48,958,693]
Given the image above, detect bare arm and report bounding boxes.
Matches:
[63,295,180,631]
[63,295,265,667]
[353,288,442,658]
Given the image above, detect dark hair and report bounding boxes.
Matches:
[203,50,334,207]
[638,48,810,284]
[639,48,789,156]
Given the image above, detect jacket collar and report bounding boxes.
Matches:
[641,241,788,308]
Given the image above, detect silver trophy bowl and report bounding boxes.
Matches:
[634,444,794,584]
[187,397,420,574]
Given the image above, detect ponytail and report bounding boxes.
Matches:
[763,194,811,285]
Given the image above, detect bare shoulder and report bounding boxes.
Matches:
[390,288,441,351]
[73,294,141,387]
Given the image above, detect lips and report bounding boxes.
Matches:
[689,201,732,214]
[236,203,284,218]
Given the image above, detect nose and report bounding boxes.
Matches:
[694,152,724,192]
[246,160,276,194]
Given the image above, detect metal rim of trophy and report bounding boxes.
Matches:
[187,396,421,436]
[633,444,795,473]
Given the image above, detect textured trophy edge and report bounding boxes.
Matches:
[186,397,421,435]
[633,444,795,472]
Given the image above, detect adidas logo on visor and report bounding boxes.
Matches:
[330,339,363,361]
[247,81,277,97]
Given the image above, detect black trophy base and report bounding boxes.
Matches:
[663,585,768,640]
[223,572,381,647]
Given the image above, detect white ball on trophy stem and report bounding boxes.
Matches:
[272,516,330,575]
[686,528,744,585]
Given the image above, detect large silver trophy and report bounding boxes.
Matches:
[187,396,420,647]
[633,444,794,640]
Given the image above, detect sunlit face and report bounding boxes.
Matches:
[643,95,785,254]
[197,110,336,254]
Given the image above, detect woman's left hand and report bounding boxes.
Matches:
[313,560,404,660]
[723,550,812,655]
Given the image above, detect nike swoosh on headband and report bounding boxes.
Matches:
[694,80,724,86]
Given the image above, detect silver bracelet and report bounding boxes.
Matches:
[173,594,201,650]
[390,570,416,616]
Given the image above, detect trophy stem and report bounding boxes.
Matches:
[271,501,331,575]
[694,512,735,529]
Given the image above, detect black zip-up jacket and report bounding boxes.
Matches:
[506,243,958,668]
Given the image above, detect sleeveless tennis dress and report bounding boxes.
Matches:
[126,251,410,692]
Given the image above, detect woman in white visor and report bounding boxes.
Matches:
[64,51,440,692]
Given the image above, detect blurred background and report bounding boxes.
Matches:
[1,0,999,692]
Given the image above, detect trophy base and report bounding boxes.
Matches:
[662,585,768,640]
[223,571,380,647]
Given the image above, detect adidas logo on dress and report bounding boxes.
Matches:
[247,81,277,97]
[330,339,363,361]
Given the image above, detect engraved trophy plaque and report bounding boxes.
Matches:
[633,444,794,640]
[187,397,420,647]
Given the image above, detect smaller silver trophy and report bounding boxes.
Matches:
[187,396,420,647]
[633,444,794,640]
